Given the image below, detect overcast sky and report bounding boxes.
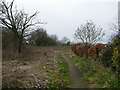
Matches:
[6,0,118,43]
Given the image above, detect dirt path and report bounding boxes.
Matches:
[63,55,89,88]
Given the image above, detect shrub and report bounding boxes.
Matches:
[111,35,120,74]
[88,44,106,60]
[111,35,120,87]
[69,54,119,88]
[99,45,113,67]
[112,47,120,74]
[27,28,58,46]
[2,27,18,50]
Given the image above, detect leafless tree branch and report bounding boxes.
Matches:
[0,0,41,53]
[74,20,105,45]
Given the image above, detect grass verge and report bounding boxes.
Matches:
[47,54,72,88]
[65,52,119,88]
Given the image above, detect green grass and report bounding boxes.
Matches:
[47,54,72,88]
[65,52,119,88]
[43,67,51,73]
[21,62,29,65]
[50,73,57,78]
[59,58,69,74]
[3,79,24,88]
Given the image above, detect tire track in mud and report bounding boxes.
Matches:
[62,55,89,88]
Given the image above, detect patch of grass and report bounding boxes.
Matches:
[21,62,29,65]
[61,76,72,87]
[65,52,119,88]
[47,82,60,88]
[50,73,57,79]
[58,56,72,88]
[59,58,69,74]
[47,54,72,88]
[43,67,51,73]
[3,79,24,88]
[9,57,22,61]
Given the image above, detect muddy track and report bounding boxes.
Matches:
[63,55,89,88]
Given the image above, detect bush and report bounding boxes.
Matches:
[111,35,120,74]
[99,45,113,67]
[69,53,119,88]
[111,35,120,87]
[112,35,120,73]
[28,28,58,46]
[2,27,18,50]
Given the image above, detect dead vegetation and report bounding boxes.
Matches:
[2,46,71,88]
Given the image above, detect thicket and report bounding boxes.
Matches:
[111,35,120,86]
[97,35,120,87]
[99,45,113,67]
[65,52,119,88]
[27,28,59,46]
[99,35,120,73]
[2,27,18,50]
[111,35,120,74]
[72,34,120,88]
[2,27,60,51]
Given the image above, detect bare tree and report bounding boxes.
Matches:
[50,34,58,42]
[118,1,120,35]
[61,37,70,45]
[110,21,120,35]
[74,20,105,46]
[0,0,40,53]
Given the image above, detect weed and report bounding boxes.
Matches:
[47,53,72,88]
[59,58,69,74]
[50,73,57,79]
[65,52,119,88]
[21,62,29,65]
[3,79,24,88]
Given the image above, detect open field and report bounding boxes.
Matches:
[1,0,119,89]
[2,46,72,88]
[2,45,119,88]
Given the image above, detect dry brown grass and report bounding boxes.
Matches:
[2,45,71,88]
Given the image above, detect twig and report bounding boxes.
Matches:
[31,73,38,84]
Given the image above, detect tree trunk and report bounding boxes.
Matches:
[18,38,22,53]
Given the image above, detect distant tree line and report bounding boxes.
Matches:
[1,26,67,49]
[1,25,71,51]
[27,27,60,46]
